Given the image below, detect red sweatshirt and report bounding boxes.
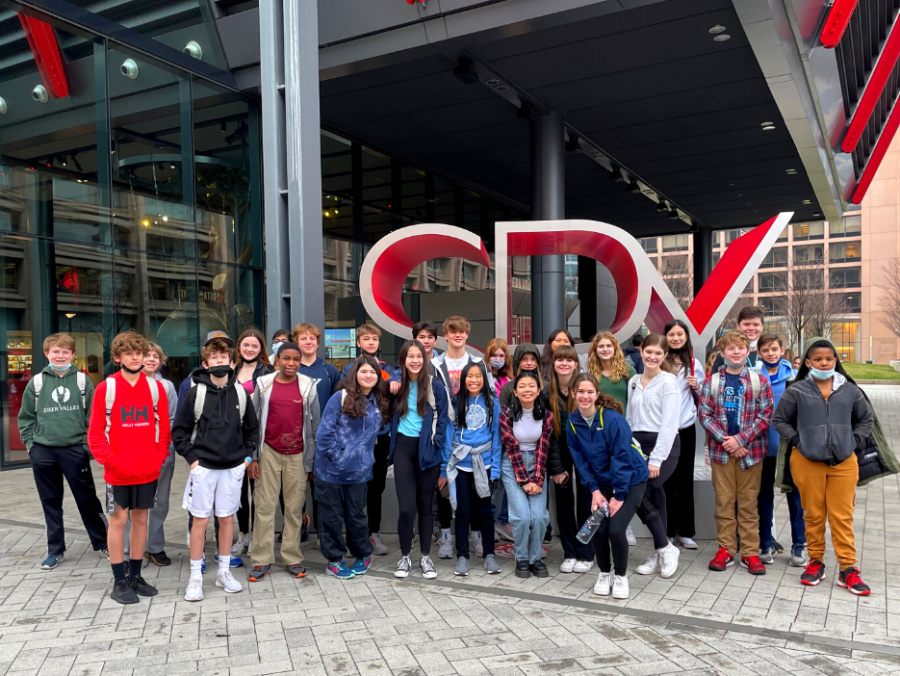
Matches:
[88,372,171,486]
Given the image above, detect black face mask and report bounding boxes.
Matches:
[208,365,233,379]
[121,364,144,374]
[242,354,260,363]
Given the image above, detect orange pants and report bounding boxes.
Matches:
[790,451,858,569]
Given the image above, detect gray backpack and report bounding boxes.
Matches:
[33,371,87,409]
[190,381,248,442]
[709,370,761,402]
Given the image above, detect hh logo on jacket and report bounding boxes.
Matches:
[120,406,150,426]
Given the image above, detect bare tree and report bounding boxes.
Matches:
[781,255,847,352]
[661,253,693,310]
[878,258,900,339]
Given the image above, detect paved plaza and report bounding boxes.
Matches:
[1,385,900,676]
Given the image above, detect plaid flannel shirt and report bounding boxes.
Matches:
[698,366,774,470]
[499,405,554,488]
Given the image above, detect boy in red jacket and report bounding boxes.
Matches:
[89,332,171,604]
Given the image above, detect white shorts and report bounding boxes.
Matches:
[182,464,245,518]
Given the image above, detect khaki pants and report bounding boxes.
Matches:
[251,444,307,567]
[711,455,763,557]
[791,450,858,569]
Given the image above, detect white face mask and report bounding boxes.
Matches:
[749,339,758,351]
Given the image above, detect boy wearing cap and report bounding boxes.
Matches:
[173,335,259,601]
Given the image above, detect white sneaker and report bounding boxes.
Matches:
[247,535,252,554]
[438,531,454,559]
[470,531,483,558]
[231,533,250,556]
[593,571,611,596]
[612,574,630,599]
[675,536,698,550]
[394,555,412,579]
[574,560,594,574]
[560,558,577,573]
[369,533,388,556]
[216,569,243,594]
[635,552,660,575]
[659,543,680,579]
[626,524,637,546]
[185,576,203,602]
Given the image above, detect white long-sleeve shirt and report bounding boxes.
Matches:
[671,357,706,429]
[626,371,680,467]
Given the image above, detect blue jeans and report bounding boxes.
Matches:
[501,452,549,564]
[758,456,806,548]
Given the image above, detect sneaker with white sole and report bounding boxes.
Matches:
[394,556,412,578]
[574,560,594,574]
[625,524,637,546]
[593,571,611,596]
[231,533,251,556]
[185,576,203,602]
[40,553,63,570]
[560,558,577,573]
[369,533,388,556]
[484,554,501,574]
[419,556,437,580]
[660,543,680,578]
[790,544,808,567]
[612,575,629,599]
[454,556,469,576]
[635,551,660,575]
[759,545,776,565]
[470,532,484,558]
[438,531,454,559]
[675,536,698,549]
[216,569,243,594]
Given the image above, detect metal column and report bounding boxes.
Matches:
[693,226,714,296]
[260,0,325,337]
[530,111,567,343]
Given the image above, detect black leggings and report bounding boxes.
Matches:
[393,434,440,556]
[454,472,494,558]
[237,474,254,534]
[633,432,680,550]
[595,483,646,576]
[665,425,697,539]
[367,434,391,534]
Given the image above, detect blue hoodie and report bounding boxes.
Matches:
[298,357,341,416]
[443,392,502,480]
[315,391,382,484]
[758,358,796,457]
[388,377,450,471]
[566,407,649,500]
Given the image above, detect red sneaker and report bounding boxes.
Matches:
[837,567,871,596]
[741,556,766,575]
[708,546,735,571]
[801,560,826,586]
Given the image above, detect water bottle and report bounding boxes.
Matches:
[576,504,609,544]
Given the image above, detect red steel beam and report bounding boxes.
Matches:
[821,0,859,48]
[841,17,900,153]
[18,14,68,98]
[851,100,900,203]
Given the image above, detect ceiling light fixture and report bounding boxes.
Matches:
[762,125,776,131]
[565,135,580,152]
[668,208,680,220]
[657,200,668,212]
[709,25,727,34]
[626,181,640,193]
[453,57,479,85]
[609,167,624,182]
[802,199,811,204]
[485,79,500,86]
[713,34,731,42]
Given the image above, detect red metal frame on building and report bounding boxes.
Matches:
[820,0,859,49]
[841,18,900,153]
[18,14,69,98]
[851,101,900,203]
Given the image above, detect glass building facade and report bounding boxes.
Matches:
[0,4,263,466]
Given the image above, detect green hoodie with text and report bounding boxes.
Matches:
[17,366,95,450]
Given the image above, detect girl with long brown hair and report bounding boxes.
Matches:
[543,345,594,574]
[486,338,514,396]
[587,331,635,409]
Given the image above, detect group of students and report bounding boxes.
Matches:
[19,304,887,604]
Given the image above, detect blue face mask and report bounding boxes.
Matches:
[49,362,71,372]
[810,367,836,380]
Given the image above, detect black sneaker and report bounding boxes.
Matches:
[543,525,553,544]
[801,560,826,586]
[531,560,549,578]
[515,560,531,578]
[129,576,158,597]
[110,579,139,605]
[146,551,171,567]
[838,567,871,596]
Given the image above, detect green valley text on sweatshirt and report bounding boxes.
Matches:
[17,366,95,450]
